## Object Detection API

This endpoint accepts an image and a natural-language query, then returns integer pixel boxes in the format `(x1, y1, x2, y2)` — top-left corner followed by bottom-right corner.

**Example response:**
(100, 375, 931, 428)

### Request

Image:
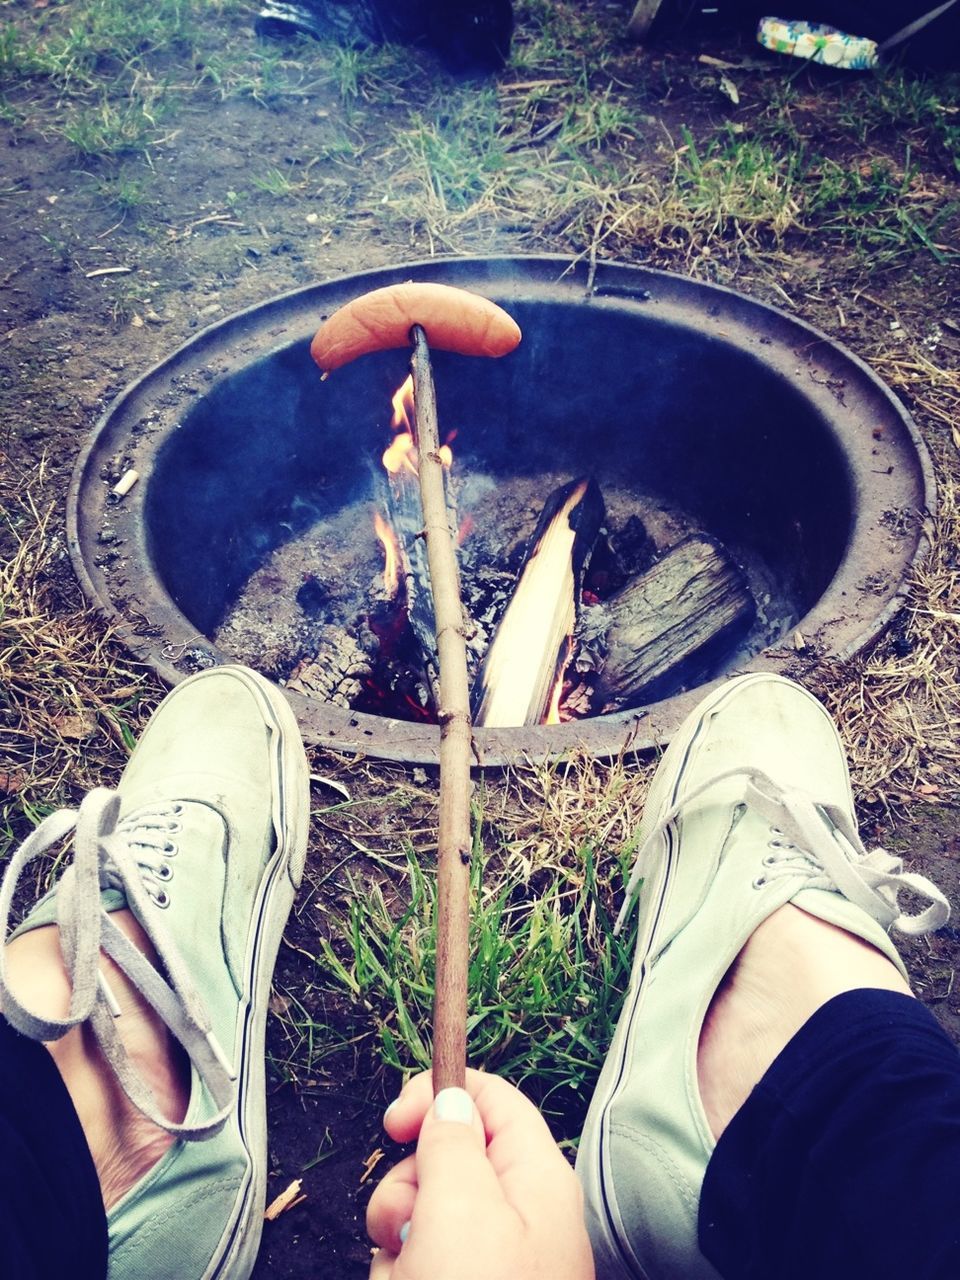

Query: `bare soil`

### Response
(2, 3, 959, 1277)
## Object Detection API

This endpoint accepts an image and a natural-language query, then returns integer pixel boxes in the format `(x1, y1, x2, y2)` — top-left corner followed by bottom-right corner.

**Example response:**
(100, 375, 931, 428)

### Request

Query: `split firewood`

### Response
(594, 534, 756, 709)
(383, 464, 441, 705)
(381, 375, 463, 708)
(473, 478, 604, 727)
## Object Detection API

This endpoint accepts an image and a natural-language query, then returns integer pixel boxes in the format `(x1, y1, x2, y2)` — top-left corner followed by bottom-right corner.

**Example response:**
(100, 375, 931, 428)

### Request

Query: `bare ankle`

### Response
(96, 1111, 176, 1210)
(697, 905, 911, 1140)
(4, 914, 190, 1208)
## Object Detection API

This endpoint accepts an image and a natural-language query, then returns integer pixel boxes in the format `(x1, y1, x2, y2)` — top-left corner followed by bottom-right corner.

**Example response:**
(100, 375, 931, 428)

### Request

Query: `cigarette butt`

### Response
(264, 1178, 305, 1221)
(793, 629, 806, 651)
(112, 468, 140, 497)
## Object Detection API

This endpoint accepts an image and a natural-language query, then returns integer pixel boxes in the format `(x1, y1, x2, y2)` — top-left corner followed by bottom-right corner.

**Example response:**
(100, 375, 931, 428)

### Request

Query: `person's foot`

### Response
(575, 673, 949, 1280)
(2, 911, 190, 1208)
(696, 902, 912, 1139)
(0, 665, 310, 1279)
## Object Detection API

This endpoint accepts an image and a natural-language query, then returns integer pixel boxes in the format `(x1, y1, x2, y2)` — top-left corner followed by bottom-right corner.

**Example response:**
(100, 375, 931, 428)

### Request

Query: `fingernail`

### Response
(399, 1220, 410, 1245)
(433, 1087, 474, 1125)
(384, 1098, 399, 1122)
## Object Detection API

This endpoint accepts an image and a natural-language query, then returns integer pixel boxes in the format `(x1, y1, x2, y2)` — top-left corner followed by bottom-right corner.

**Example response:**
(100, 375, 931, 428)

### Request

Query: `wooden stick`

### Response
(410, 324, 473, 1093)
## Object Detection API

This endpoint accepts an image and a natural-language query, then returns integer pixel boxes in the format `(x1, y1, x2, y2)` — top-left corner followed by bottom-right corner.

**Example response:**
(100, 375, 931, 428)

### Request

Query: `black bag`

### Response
(256, 0, 514, 71)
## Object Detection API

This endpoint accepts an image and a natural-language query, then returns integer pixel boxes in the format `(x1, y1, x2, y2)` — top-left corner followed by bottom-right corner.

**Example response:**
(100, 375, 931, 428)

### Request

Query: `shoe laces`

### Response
(0, 788, 236, 1141)
(615, 765, 950, 938)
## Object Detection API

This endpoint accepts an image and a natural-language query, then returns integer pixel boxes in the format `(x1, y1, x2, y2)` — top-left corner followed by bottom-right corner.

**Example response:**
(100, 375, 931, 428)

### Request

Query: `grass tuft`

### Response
(308, 753, 654, 1128)
(0, 462, 156, 866)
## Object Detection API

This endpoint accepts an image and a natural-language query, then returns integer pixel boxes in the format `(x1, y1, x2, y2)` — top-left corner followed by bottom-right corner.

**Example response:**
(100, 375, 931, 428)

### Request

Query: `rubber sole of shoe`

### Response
(189, 667, 310, 1280)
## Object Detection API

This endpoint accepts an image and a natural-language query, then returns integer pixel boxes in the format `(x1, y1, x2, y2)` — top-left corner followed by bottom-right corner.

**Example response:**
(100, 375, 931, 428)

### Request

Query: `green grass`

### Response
(312, 813, 637, 1124)
(672, 126, 803, 241)
(0, 0, 199, 92)
(322, 42, 412, 105)
(89, 169, 154, 212)
(60, 96, 167, 156)
(393, 92, 516, 214)
(251, 165, 303, 197)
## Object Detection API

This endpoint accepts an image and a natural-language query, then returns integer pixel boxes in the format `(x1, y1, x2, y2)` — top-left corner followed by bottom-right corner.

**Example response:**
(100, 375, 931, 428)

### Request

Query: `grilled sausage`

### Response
(311, 281, 521, 373)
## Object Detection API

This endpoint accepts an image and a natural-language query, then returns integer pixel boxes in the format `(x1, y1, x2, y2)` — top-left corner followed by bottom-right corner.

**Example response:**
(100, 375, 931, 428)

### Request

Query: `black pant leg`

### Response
(699, 989, 960, 1280)
(0, 1017, 108, 1279)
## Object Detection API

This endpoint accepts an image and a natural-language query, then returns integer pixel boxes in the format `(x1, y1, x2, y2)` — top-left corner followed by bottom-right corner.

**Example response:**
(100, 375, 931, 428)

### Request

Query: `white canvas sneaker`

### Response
(0, 665, 310, 1279)
(576, 672, 949, 1280)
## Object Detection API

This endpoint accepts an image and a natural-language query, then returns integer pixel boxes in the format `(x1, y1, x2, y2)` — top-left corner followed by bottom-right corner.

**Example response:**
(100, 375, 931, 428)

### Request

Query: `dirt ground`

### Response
(1, 2, 959, 1276)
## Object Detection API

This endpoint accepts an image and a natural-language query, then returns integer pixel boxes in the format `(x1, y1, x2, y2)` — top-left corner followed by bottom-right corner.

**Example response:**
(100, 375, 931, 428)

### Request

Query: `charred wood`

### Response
(595, 535, 755, 709)
(383, 468, 442, 706)
(285, 625, 375, 708)
(473, 477, 604, 727)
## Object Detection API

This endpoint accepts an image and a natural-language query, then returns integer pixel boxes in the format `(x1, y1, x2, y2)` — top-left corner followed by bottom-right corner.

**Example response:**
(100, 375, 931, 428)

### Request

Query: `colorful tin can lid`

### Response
(757, 17, 880, 70)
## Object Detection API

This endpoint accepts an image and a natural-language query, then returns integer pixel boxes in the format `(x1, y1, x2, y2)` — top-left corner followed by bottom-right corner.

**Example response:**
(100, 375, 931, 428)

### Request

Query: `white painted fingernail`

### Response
(433, 1087, 474, 1125)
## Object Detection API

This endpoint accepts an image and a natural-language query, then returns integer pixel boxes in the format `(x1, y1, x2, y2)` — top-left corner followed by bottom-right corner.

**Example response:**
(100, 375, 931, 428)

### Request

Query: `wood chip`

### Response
(719, 75, 740, 105)
(264, 1179, 305, 1221)
(85, 266, 132, 279)
(309, 775, 351, 801)
(0, 770, 26, 796)
(359, 1148, 385, 1185)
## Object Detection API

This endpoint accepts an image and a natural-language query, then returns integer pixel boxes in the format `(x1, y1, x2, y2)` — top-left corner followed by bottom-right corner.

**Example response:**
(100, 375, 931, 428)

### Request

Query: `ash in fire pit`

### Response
(213, 368, 790, 728)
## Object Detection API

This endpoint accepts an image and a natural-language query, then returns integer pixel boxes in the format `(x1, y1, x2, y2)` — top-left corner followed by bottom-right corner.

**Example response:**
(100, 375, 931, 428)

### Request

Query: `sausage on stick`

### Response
(310, 281, 521, 374)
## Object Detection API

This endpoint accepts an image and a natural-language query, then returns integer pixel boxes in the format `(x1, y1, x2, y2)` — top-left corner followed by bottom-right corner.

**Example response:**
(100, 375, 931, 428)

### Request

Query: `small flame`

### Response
(391, 374, 415, 432)
(373, 510, 401, 598)
(382, 431, 417, 476)
(545, 676, 564, 725)
(545, 634, 574, 724)
(382, 375, 453, 476)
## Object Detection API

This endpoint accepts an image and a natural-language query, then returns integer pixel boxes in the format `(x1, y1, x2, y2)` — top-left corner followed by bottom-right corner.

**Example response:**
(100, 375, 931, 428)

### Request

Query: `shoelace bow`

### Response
(0, 788, 236, 1141)
(615, 765, 951, 937)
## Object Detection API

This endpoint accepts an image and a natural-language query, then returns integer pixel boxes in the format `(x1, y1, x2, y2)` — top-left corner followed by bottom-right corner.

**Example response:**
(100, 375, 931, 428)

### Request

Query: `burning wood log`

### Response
(381, 376, 444, 707)
(284, 628, 374, 708)
(473, 478, 605, 727)
(594, 534, 756, 709)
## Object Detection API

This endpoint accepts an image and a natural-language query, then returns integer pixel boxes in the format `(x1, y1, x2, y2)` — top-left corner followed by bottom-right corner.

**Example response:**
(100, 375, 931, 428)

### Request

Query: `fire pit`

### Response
(68, 256, 933, 765)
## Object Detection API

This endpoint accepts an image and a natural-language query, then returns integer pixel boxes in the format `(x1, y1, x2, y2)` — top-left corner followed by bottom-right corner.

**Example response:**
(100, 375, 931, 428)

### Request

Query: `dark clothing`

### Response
(0, 1017, 107, 1279)
(700, 989, 960, 1279)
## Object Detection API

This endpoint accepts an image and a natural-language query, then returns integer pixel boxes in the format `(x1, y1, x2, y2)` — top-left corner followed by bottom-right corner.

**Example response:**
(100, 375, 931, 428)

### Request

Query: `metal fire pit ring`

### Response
(68, 255, 934, 766)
